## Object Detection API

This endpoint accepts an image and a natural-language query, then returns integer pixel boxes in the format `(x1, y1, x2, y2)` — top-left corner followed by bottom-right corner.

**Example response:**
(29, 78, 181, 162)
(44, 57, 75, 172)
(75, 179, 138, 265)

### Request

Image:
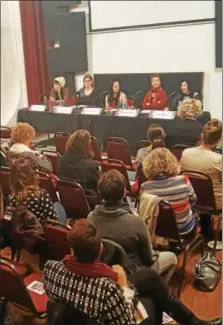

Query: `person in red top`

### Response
(142, 74, 168, 110)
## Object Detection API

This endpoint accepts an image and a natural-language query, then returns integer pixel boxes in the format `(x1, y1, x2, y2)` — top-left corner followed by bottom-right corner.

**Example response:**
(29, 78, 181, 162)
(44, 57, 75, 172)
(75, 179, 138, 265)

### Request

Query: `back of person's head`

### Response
(9, 157, 39, 202)
(143, 147, 180, 180)
(177, 98, 202, 120)
(98, 169, 126, 202)
(202, 119, 222, 146)
(147, 124, 166, 150)
(11, 122, 35, 145)
(66, 129, 92, 156)
(67, 219, 101, 263)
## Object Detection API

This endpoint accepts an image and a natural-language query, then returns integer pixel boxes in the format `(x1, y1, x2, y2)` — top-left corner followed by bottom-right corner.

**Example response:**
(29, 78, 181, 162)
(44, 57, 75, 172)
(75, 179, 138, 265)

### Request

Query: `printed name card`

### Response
(54, 106, 73, 114)
(115, 109, 139, 117)
(29, 105, 46, 112)
(150, 110, 176, 120)
(81, 107, 102, 115)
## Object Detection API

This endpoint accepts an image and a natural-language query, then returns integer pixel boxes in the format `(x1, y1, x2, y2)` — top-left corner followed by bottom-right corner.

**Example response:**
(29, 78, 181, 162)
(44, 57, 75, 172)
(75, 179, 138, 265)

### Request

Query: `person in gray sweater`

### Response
(88, 170, 177, 284)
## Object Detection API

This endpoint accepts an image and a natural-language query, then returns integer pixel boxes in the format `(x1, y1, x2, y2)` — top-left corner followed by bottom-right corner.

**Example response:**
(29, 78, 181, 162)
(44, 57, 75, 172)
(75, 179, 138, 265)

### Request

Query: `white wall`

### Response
(76, 2, 222, 120)
(1, 0, 27, 126)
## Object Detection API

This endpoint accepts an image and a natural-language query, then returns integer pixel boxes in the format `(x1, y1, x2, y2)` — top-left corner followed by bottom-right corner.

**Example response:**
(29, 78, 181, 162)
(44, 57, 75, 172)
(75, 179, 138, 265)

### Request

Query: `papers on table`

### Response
(27, 281, 45, 295)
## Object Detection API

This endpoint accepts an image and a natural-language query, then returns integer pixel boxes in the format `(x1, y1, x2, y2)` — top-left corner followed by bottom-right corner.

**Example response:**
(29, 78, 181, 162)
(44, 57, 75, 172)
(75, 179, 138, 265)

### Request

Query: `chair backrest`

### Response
(100, 238, 136, 273)
(180, 170, 217, 212)
(41, 150, 61, 174)
(43, 220, 71, 260)
(47, 300, 98, 325)
(0, 126, 11, 139)
(0, 258, 36, 312)
(171, 144, 191, 161)
(57, 179, 91, 219)
(137, 163, 147, 192)
(0, 166, 10, 198)
(91, 136, 102, 162)
(107, 137, 133, 168)
(155, 200, 182, 246)
(54, 132, 70, 155)
(101, 159, 132, 194)
(37, 172, 58, 203)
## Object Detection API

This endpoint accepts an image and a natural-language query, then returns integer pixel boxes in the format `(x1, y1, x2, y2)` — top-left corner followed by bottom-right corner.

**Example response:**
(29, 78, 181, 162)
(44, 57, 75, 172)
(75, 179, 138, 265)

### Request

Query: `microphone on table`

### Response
(133, 90, 143, 108)
(99, 90, 107, 108)
(167, 92, 177, 111)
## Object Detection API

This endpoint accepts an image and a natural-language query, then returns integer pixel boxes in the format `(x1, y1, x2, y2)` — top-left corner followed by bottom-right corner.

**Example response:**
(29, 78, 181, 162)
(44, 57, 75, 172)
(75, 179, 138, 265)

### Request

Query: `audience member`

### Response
(6, 122, 52, 174)
(142, 148, 197, 237)
(8, 158, 59, 223)
(142, 74, 167, 110)
(105, 80, 128, 109)
(181, 119, 222, 237)
(136, 124, 166, 163)
(88, 170, 177, 284)
(43, 219, 221, 325)
(165, 98, 203, 148)
(58, 129, 100, 207)
(49, 77, 70, 106)
(77, 73, 99, 107)
(171, 80, 202, 111)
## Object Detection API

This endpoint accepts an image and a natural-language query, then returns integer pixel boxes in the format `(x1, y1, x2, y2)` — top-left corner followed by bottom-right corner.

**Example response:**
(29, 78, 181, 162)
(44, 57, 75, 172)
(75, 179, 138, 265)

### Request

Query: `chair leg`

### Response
(213, 215, 222, 256)
(16, 249, 21, 262)
(177, 250, 188, 298)
(10, 247, 16, 261)
(0, 297, 6, 325)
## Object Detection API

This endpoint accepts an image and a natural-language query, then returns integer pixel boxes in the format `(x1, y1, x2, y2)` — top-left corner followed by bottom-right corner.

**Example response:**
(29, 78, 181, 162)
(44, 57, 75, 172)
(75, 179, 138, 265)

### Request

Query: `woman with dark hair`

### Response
(8, 158, 58, 223)
(77, 73, 99, 107)
(136, 124, 166, 163)
(142, 74, 168, 110)
(43, 219, 221, 325)
(49, 77, 70, 106)
(171, 80, 202, 111)
(105, 80, 127, 109)
(58, 129, 100, 205)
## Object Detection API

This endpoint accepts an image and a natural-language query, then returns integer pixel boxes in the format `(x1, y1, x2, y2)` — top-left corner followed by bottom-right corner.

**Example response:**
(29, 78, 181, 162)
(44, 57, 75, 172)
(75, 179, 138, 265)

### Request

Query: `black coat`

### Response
(58, 151, 100, 197)
(165, 119, 203, 149)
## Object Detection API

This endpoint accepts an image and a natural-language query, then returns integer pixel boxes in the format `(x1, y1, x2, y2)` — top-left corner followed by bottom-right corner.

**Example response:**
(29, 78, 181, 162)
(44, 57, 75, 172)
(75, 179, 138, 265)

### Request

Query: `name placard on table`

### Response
(81, 107, 102, 115)
(54, 106, 74, 114)
(149, 110, 176, 120)
(115, 109, 139, 117)
(29, 105, 46, 112)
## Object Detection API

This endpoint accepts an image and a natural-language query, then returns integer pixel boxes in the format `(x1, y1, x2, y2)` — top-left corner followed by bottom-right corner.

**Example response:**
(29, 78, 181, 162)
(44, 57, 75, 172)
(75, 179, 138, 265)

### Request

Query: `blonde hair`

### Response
(177, 98, 202, 120)
(143, 148, 180, 180)
(11, 122, 35, 144)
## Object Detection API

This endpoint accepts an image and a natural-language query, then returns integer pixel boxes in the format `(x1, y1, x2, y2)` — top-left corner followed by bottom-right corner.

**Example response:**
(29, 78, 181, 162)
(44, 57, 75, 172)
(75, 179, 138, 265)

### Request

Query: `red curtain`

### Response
(20, 1, 50, 105)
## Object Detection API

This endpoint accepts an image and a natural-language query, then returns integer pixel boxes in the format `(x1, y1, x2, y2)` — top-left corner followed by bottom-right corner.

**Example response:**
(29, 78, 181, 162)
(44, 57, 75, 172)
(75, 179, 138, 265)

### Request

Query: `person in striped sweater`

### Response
(142, 148, 197, 237)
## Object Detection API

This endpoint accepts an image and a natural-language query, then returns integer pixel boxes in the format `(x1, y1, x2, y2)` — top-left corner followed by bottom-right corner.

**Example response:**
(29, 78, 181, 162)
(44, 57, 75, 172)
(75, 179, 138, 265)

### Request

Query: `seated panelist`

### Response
(142, 74, 168, 110)
(49, 77, 70, 106)
(76, 73, 99, 107)
(171, 80, 202, 111)
(105, 80, 128, 109)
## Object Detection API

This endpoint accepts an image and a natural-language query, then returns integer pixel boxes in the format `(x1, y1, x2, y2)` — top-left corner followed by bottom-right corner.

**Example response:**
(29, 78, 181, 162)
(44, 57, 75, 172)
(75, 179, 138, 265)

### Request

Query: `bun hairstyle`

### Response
(147, 124, 166, 150)
(202, 119, 222, 145)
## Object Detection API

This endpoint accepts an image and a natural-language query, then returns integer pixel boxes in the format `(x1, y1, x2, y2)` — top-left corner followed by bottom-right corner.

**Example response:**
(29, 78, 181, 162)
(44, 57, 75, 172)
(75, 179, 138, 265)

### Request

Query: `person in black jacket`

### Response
(76, 74, 99, 107)
(58, 129, 100, 209)
(166, 98, 203, 149)
(170, 80, 202, 111)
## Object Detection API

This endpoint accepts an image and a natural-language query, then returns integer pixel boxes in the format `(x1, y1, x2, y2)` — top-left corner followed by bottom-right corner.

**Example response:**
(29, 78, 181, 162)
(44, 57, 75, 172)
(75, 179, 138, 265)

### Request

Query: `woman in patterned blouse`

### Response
(8, 158, 58, 223)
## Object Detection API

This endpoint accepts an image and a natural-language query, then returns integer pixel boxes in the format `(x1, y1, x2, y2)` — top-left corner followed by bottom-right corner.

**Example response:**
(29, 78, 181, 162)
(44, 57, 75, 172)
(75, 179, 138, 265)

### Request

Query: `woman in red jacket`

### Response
(142, 74, 168, 110)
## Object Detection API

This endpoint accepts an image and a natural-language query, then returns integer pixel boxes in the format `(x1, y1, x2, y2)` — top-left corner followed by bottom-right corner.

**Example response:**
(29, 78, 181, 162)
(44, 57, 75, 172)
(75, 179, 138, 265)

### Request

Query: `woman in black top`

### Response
(58, 129, 100, 209)
(77, 74, 99, 107)
(171, 80, 202, 111)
